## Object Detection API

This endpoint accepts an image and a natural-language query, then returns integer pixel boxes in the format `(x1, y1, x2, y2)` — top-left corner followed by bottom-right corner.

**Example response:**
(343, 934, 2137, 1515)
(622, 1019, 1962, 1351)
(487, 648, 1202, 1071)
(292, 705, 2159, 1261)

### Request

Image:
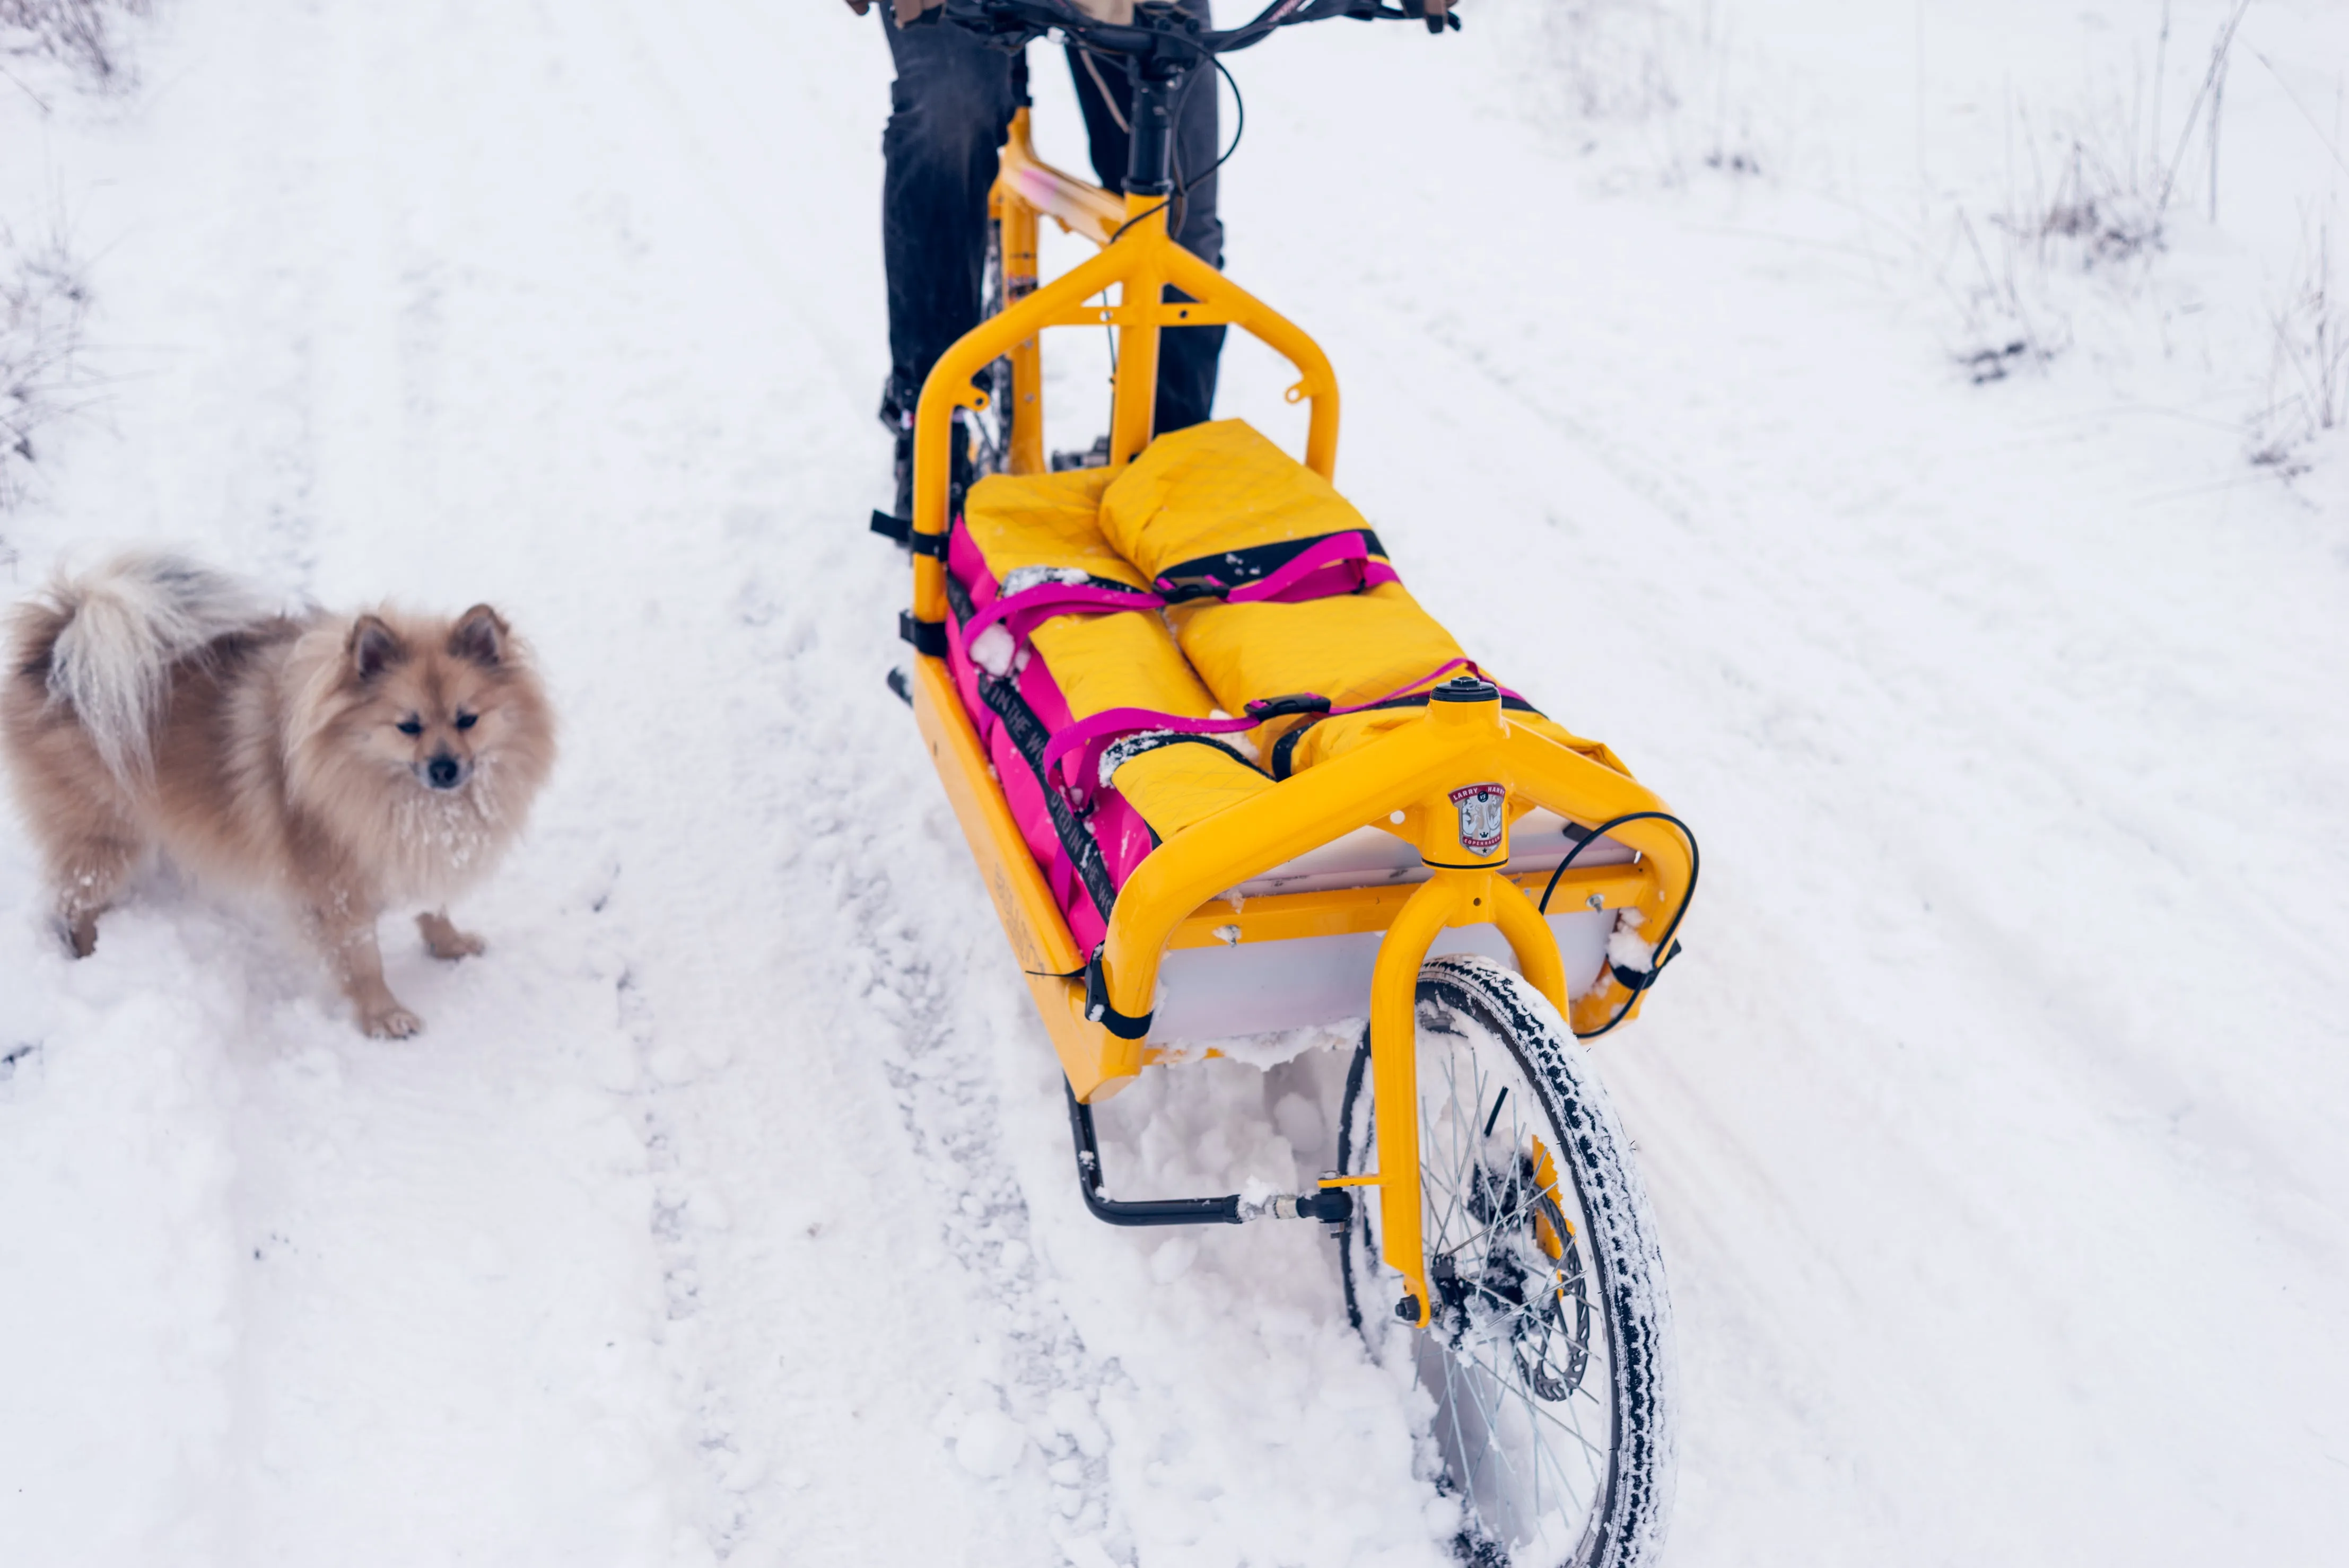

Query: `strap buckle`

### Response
(1243, 693, 1333, 721)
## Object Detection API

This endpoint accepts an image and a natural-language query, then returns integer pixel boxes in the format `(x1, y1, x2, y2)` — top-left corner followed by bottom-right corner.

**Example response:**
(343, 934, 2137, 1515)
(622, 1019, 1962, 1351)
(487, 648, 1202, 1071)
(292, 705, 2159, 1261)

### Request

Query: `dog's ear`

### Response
(448, 605, 509, 668)
(348, 616, 407, 682)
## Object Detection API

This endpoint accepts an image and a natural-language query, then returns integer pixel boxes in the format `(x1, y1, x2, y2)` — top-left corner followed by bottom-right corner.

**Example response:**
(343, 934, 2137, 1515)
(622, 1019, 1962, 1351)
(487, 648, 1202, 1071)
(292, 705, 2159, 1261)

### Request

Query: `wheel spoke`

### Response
(1343, 969, 1665, 1562)
(1406, 1024, 1615, 1549)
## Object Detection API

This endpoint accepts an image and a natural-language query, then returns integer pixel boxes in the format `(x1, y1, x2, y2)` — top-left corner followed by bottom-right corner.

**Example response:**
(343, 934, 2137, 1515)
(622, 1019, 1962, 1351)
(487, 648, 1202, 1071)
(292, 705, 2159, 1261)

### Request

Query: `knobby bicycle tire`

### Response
(1338, 955, 1674, 1568)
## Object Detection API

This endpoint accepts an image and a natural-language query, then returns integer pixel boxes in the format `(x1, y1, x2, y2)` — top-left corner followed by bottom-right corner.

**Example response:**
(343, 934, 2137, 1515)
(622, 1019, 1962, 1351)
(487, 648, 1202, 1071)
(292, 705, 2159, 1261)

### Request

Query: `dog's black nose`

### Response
(426, 754, 461, 790)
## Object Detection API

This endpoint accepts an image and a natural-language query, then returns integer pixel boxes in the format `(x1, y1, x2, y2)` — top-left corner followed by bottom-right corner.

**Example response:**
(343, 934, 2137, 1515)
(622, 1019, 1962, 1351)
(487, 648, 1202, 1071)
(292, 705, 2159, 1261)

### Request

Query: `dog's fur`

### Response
(0, 552, 556, 1036)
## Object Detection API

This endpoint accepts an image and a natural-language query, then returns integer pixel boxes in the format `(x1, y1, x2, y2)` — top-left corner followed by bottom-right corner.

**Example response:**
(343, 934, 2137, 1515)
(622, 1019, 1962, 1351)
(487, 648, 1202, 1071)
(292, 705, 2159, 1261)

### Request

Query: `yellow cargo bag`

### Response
(1027, 610, 1273, 842)
(958, 467, 1141, 590)
(950, 468, 1273, 851)
(1099, 425, 1630, 782)
(1098, 419, 1397, 601)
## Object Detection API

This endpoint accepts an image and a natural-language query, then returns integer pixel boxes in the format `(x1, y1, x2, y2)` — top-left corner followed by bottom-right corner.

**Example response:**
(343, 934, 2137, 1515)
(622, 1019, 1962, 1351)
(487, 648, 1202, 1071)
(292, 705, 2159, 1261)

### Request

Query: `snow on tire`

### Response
(1338, 955, 1674, 1568)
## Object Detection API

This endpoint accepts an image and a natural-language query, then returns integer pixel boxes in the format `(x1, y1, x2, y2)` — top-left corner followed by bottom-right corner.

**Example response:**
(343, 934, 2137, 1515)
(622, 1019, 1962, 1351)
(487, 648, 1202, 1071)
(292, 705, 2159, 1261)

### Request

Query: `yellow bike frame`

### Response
(904, 108, 1692, 1328)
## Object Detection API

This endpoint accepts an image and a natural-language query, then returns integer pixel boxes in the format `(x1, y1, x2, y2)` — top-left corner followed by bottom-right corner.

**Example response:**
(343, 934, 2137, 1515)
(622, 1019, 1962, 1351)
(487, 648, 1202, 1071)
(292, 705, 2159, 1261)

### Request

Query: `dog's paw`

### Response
(417, 913, 487, 961)
(362, 1003, 424, 1039)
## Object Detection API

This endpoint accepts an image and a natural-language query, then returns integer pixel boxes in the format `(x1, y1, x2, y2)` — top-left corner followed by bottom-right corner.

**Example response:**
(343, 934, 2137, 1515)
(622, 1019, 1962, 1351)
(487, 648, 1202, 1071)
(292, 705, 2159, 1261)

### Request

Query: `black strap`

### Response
(1099, 729, 1269, 784)
(1269, 690, 1547, 779)
(871, 511, 950, 558)
(973, 656, 1122, 925)
(1610, 939, 1684, 996)
(898, 611, 949, 658)
(1270, 723, 1312, 781)
(1152, 529, 1390, 602)
(943, 567, 981, 626)
(1084, 949, 1154, 1040)
(939, 567, 1129, 940)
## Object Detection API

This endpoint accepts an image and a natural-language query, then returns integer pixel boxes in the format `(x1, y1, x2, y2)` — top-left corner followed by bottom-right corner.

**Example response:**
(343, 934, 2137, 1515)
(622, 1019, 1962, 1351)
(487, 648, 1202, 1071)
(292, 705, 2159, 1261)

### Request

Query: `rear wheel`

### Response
(1337, 956, 1673, 1568)
(972, 218, 1015, 482)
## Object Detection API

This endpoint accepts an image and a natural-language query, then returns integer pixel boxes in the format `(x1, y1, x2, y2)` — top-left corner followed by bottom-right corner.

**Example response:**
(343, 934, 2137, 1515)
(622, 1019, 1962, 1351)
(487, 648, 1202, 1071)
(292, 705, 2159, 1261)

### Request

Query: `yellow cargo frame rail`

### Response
(902, 109, 1695, 1328)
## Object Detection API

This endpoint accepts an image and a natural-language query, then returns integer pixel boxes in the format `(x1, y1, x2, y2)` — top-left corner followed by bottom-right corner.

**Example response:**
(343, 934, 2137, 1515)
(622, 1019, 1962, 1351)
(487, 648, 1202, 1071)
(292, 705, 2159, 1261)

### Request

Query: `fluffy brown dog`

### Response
(1, 553, 555, 1036)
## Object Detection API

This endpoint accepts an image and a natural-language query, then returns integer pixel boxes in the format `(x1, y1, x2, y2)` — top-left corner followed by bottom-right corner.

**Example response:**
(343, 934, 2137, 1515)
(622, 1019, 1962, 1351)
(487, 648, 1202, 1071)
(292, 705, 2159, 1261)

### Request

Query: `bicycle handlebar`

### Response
(940, 0, 1458, 60)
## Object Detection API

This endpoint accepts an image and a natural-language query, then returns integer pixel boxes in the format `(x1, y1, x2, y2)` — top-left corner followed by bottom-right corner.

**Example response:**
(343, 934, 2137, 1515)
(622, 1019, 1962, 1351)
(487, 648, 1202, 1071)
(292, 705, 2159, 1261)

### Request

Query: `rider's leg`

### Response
(1065, 2, 1227, 434)
(880, 12, 1018, 510)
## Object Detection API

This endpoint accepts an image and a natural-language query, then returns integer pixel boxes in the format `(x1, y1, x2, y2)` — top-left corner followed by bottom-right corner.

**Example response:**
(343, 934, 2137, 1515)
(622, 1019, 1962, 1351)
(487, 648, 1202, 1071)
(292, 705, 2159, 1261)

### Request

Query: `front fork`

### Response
(1323, 773, 1570, 1329)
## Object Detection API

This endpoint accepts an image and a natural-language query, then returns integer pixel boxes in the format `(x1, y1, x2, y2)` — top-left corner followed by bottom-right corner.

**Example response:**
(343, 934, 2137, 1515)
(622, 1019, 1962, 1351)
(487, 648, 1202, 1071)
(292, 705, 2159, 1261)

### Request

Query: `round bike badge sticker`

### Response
(1449, 783, 1505, 856)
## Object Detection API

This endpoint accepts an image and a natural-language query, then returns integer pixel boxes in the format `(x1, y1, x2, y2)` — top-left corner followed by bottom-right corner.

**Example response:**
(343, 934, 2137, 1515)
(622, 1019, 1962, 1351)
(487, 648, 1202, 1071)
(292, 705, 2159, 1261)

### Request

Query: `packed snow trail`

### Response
(3, 2, 2346, 1566)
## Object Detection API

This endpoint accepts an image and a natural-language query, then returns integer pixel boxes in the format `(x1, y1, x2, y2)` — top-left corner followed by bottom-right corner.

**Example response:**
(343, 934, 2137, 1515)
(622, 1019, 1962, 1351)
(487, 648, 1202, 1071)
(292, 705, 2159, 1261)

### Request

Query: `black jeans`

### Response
(879, 5, 1226, 436)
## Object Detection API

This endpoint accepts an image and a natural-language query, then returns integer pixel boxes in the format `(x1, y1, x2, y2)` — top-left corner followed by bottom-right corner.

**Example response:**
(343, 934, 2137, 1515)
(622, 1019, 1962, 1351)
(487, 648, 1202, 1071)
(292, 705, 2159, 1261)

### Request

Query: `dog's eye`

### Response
(396, 717, 423, 737)
(455, 712, 478, 731)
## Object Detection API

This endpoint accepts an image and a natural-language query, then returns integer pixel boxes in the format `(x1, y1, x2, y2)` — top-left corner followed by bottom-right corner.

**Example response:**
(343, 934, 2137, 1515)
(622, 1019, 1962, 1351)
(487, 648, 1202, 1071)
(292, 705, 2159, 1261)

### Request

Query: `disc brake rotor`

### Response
(1426, 1142, 1593, 1405)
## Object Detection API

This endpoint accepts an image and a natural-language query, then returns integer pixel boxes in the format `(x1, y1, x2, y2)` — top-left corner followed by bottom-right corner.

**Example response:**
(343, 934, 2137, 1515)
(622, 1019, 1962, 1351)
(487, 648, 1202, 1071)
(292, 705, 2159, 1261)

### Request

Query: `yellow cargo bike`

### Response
(875, 6, 1700, 1563)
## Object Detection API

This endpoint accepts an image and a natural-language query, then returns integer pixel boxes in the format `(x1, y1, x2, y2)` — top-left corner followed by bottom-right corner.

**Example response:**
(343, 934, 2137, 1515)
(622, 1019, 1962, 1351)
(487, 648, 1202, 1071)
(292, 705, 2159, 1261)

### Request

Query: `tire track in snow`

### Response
(547, 4, 1139, 1555)
(610, 957, 770, 1562)
(842, 854, 1131, 1562)
(703, 517, 1136, 1563)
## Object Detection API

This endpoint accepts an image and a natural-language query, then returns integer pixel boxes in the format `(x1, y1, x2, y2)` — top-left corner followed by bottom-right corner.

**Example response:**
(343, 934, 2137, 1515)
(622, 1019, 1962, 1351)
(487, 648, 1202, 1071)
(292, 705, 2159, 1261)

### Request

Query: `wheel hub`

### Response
(1425, 1151, 1592, 1404)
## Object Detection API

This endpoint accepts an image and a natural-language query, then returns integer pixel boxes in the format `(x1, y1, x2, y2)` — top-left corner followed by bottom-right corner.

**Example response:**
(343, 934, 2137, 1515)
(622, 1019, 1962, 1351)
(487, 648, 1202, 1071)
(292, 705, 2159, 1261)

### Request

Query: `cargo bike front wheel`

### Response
(1337, 956, 1674, 1568)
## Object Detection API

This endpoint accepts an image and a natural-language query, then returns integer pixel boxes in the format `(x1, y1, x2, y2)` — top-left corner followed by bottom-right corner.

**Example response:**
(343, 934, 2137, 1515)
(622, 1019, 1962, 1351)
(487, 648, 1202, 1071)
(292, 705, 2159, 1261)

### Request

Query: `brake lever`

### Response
(1334, 1, 1461, 30)
(942, 0, 1192, 55)
(937, 0, 1061, 50)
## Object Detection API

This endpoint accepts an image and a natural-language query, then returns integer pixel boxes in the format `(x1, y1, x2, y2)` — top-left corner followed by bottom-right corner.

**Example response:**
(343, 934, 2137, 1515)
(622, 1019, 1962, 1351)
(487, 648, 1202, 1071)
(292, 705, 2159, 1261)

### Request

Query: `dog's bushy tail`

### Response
(31, 551, 275, 784)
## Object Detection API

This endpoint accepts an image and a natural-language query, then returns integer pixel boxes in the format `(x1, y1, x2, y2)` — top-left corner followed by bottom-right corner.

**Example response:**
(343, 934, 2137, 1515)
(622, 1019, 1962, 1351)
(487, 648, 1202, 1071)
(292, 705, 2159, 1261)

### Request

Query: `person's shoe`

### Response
(876, 374, 974, 538)
(1050, 434, 1112, 472)
(880, 374, 917, 525)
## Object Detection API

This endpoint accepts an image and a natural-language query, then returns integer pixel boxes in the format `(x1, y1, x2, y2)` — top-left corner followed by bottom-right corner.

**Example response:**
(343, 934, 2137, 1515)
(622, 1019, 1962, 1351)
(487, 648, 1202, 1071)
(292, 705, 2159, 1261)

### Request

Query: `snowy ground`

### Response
(2, 2, 2346, 1565)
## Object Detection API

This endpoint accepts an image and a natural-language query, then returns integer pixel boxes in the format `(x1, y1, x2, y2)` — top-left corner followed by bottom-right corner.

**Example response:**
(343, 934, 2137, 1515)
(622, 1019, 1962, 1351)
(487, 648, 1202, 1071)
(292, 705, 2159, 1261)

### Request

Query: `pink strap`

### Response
(1042, 657, 1513, 803)
(961, 581, 1165, 647)
(1041, 705, 1260, 800)
(962, 535, 1386, 659)
(1224, 532, 1400, 605)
